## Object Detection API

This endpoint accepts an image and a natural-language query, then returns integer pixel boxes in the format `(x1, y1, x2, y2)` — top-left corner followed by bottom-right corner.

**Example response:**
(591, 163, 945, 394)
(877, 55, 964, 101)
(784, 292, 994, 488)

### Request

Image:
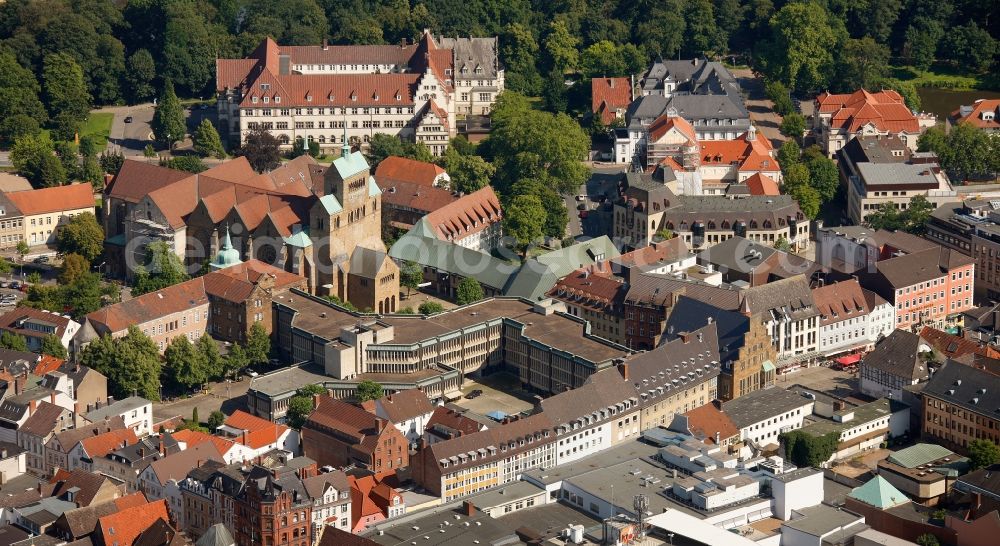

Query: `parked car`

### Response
(246, 370, 259, 378)
(124, 116, 133, 123)
(32, 256, 49, 264)
(578, 210, 589, 219)
(464, 389, 483, 399)
(575, 195, 586, 202)
(8, 282, 19, 290)
(577, 203, 587, 211)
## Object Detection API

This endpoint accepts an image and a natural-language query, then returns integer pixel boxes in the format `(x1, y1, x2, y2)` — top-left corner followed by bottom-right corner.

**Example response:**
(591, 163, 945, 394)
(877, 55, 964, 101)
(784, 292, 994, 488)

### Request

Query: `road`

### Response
(564, 165, 624, 240)
(99, 102, 218, 158)
(152, 376, 254, 423)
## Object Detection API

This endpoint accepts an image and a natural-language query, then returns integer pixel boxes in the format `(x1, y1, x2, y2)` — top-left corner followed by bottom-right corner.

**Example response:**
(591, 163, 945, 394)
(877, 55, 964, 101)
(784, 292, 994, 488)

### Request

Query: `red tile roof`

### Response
(684, 403, 739, 445)
(816, 89, 921, 133)
(80, 428, 138, 459)
(548, 269, 624, 310)
(744, 173, 780, 196)
(648, 114, 697, 143)
(613, 238, 690, 270)
(114, 492, 148, 510)
(203, 260, 306, 303)
(225, 410, 290, 450)
(370, 389, 435, 423)
(97, 499, 169, 546)
(5, 183, 94, 215)
(698, 132, 779, 172)
(422, 185, 502, 242)
(812, 279, 870, 327)
(0, 307, 74, 339)
(85, 278, 209, 336)
(378, 180, 457, 218)
(425, 407, 485, 438)
(169, 429, 236, 456)
(375, 156, 447, 188)
(951, 99, 1000, 130)
(919, 326, 1000, 360)
(592, 77, 632, 124)
(33, 355, 66, 376)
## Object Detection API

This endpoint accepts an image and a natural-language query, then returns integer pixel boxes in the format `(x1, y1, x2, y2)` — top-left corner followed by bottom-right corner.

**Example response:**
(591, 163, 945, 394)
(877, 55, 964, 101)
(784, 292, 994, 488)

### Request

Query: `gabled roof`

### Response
(422, 186, 502, 242)
(332, 150, 371, 181)
(923, 360, 1000, 416)
(146, 442, 224, 486)
(49, 418, 127, 452)
(817, 89, 921, 133)
(203, 260, 305, 303)
(919, 326, 1000, 360)
(684, 402, 738, 444)
(169, 429, 236, 457)
(875, 247, 975, 288)
(97, 500, 169, 546)
(951, 99, 1000, 130)
(744, 173, 780, 196)
(592, 77, 632, 124)
(224, 410, 290, 450)
(84, 277, 209, 335)
(79, 428, 138, 459)
(648, 114, 697, 143)
(370, 389, 435, 424)
(5, 183, 94, 215)
(374, 156, 447, 188)
(48, 469, 118, 508)
(812, 279, 871, 326)
(0, 307, 75, 338)
(861, 330, 928, 381)
(19, 401, 70, 438)
(849, 475, 909, 509)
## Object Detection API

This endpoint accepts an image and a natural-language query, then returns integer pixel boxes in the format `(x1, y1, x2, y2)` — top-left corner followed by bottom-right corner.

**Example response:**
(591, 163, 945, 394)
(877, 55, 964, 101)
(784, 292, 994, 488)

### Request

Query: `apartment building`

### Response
(743, 276, 820, 362)
(612, 172, 809, 250)
(814, 89, 934, 158)
(419, 186, 503, 252)
(4, 184, 94, 248)
(859, 330, 932, 400)
(217, 32, 503, 155)
(922, 361, 1000, 452)
(0, 193, 23, 250)
(837, 135, 954, 224)
(302, 398, 409, 472)
(927, 200, 1000, 302)
(721, 387, 815, 447)
(0, 307, 79, 353)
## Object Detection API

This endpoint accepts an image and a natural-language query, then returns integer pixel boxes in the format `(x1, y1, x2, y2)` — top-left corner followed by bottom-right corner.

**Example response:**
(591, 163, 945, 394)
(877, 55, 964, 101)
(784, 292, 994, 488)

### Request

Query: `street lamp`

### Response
(667, 532, 675, 545)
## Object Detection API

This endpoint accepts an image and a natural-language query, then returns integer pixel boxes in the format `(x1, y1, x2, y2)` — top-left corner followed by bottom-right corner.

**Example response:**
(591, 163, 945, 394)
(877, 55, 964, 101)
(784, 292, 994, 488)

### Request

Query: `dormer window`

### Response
(261, 83, 271, 91)
(306, 95, 312, 102)
(983, 111, 995, 121)
(251, 96, 258, 103)
(275, 96, 281, 103)
(373, 93, 379, 100)
(263, 96, 268, 103)
(350, 93, 357, 101)
(395, 92, 401, 101)
(475, 67, 483, 74)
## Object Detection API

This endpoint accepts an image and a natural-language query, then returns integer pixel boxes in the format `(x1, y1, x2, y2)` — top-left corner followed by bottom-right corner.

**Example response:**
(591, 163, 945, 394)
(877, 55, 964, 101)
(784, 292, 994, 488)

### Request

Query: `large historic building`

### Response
(103, 147, 398, 312)
(216, 31, 503, 156)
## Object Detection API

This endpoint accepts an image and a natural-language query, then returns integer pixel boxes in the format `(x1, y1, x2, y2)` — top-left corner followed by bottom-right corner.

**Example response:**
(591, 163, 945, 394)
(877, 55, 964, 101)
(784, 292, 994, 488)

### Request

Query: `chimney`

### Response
(139, 447, 145, 458)
(50, 392, 57, 404)
(14, 375, 22, 395)
(322, 39, 328, 51)
(679, 332, 692, 344)
(159, 438, 165, 456)
(619, 362, 630, 381)
(313, 393, 323, 408)
(242, 431, 248, 445)
(715, 431, 721, 444)
(29, 399, 36, 413)
(971, 492, 982, 520)
(375, 417, 387, 431)
(463, 501, 476, 516)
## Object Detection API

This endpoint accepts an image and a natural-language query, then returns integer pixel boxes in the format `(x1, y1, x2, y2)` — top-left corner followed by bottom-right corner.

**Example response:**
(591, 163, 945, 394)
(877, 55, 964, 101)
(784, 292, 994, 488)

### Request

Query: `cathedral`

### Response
(103, 142, 399, 313)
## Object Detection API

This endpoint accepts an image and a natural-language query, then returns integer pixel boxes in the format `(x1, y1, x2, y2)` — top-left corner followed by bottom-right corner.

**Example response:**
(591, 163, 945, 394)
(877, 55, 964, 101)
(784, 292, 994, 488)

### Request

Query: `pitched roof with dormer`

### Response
(816, 89, 921, 133)
(422, 185, 502, 243)
(592, 77, 632, 124)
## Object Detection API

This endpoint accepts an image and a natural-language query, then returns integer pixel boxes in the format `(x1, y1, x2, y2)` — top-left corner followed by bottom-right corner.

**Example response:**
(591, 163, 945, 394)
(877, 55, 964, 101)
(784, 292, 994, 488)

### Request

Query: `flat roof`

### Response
(248, 364, 330, 397)
(523, 439, 661, 487)
(564, 457, 706, 518)
(465, 481, 545, 510)
(722, 387, 814, 429)
(799, 399, 903, 438)
(276, 293, 627, 364)
(781, 504, 865, 537)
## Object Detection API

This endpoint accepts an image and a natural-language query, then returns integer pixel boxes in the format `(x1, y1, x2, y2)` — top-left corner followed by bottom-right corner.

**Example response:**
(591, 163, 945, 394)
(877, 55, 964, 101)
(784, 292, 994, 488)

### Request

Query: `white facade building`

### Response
(814, 280, 895, 356)
(83, 396, 153, 437)
(217, 32, 504, 156)
(722, 388, 815, 448)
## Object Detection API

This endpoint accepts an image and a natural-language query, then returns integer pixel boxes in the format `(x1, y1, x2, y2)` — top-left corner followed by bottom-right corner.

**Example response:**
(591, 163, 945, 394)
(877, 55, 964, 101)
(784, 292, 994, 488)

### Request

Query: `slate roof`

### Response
(743, 275, 818, 320)
(419, 413, 554, 473)
(19, 401, 70, 438)
(627, 322, 721, 407)
(849, 476, 909, 509)
(83, 397, 150, 424)
(540, 368, 637, 427)
(195, 524, 235, 546)
(663, 296, 748, 365)
(874, 247, 975, 289)
(301, 470, 350, 500)
(861, 330, 929, 382)
(923, 360, 1000, 416)
(48, 469, 118, 508)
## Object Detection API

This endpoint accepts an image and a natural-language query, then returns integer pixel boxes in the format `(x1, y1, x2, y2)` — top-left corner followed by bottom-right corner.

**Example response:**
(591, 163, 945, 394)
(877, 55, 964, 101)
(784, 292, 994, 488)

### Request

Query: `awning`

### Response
(835, 354, 862, 366)
(762, 360, 776, 373)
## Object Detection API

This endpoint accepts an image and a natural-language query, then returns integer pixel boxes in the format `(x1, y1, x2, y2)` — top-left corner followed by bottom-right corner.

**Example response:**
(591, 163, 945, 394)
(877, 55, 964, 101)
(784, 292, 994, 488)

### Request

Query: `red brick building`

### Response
(301, 398, 409, 472)
(232, 465, 316, 546)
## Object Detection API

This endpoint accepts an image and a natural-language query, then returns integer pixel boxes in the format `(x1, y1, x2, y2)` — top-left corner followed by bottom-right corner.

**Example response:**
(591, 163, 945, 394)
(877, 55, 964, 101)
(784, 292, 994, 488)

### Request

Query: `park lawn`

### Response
(81, 113, 114, 148)
(890, 64, 995, 91)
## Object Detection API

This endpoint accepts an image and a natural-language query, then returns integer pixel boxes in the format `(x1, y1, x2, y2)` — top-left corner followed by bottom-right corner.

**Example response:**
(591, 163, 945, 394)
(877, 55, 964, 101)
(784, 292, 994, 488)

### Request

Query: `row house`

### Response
(94, 434, 180, 492)
(301, 398, 409, 473)
(217, 31, 503, 156)
(612, 172, 809, 251)
(0, 307, 80, 354)
(16, 401, 73, 476)
(859, 330, 933, 401)
(66, 428, 137, 472)
(812, 279, 895, 357)
(44, 417, 127, 478)
(139, 442, 226, 529)
(814, 89, 935, 158)
(926, 199, 1000, 302)
(742, 276, 821, 362)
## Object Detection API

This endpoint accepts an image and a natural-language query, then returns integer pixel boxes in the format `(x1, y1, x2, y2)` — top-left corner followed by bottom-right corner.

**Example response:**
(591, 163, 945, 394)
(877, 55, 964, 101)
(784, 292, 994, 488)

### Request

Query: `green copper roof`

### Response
(368, 175, 382, 197)
(849, 476, 908, 509)
(283, 229, 312, 248)
(319, 194, 342, 215)
(333, 150, 369, 180)
(210, 227, 242, 270)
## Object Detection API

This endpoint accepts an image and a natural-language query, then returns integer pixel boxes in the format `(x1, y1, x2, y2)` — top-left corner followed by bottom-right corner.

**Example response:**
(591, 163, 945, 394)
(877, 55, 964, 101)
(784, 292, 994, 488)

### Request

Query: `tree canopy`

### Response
(57, 212, 104, 262)
(356, 380, 384, 403)
(80, 326, 162, 401)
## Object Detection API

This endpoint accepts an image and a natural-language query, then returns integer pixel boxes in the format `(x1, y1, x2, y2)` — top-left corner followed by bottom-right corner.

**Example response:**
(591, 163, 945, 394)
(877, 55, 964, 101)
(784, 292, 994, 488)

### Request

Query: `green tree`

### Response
(132, 241, 190, 295)
(207, 410, 225, 430)
(0, 115, 41, 147)
(916, 534, 940, 546)
(286, 395, 314, 429)
(160, 2, 224, 96)
(503, 194, 547, 257)
(59, 253, 90, 285)
(366, 133, 407, 167)
(904, 17, 943, 71)
(400, 260, 423, 298)
(485, 92, 590, 196)
(969, 439, 1000, 470)
(245, 322, 271, 368)
(193, 119, 225, 158)
(356, 380, 384, 403)
(40, 334, 67, 358)
(543, 20, 578, 73)
(418, 301, 444, 315)
(151, 80, 185, 148)
(759, 2, 840, 92)
(0, 332, 27, 352)
(542, 68, 568, 113)
(835, 37, 890, 91)
(865, 202, 904, 231)
(780, 113, 806, 142)
(99, 150, 125, 175)
(81, 327, 162, 400)
(125, 49, 157, 104)
(10, 134, 65, 188)
(165, 335, 207, 392)
(235, 127, 282, 173)
(636, 3, 686, 59)
(940, 23, 997, 74)
(195, 335, 223, 380)
(781, 430, 839, 467)
(500, 23, 542, 95)
(164, 155, 207, 173)
(224, 343, 250, 378)
(439, 153, 495, 194)
(773, 236, 791, 252)
(455, 277, 484, 305)
(765, 80, 794, 116)
(57, 213, 104, 262)
(580, 41, 628, 79)
(42, 53, 90, 139)
(683, 0, 726, 57)
(806, 156, 840, 203)
(777, 140, 801, 168)
(0, 50, 48, 135)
